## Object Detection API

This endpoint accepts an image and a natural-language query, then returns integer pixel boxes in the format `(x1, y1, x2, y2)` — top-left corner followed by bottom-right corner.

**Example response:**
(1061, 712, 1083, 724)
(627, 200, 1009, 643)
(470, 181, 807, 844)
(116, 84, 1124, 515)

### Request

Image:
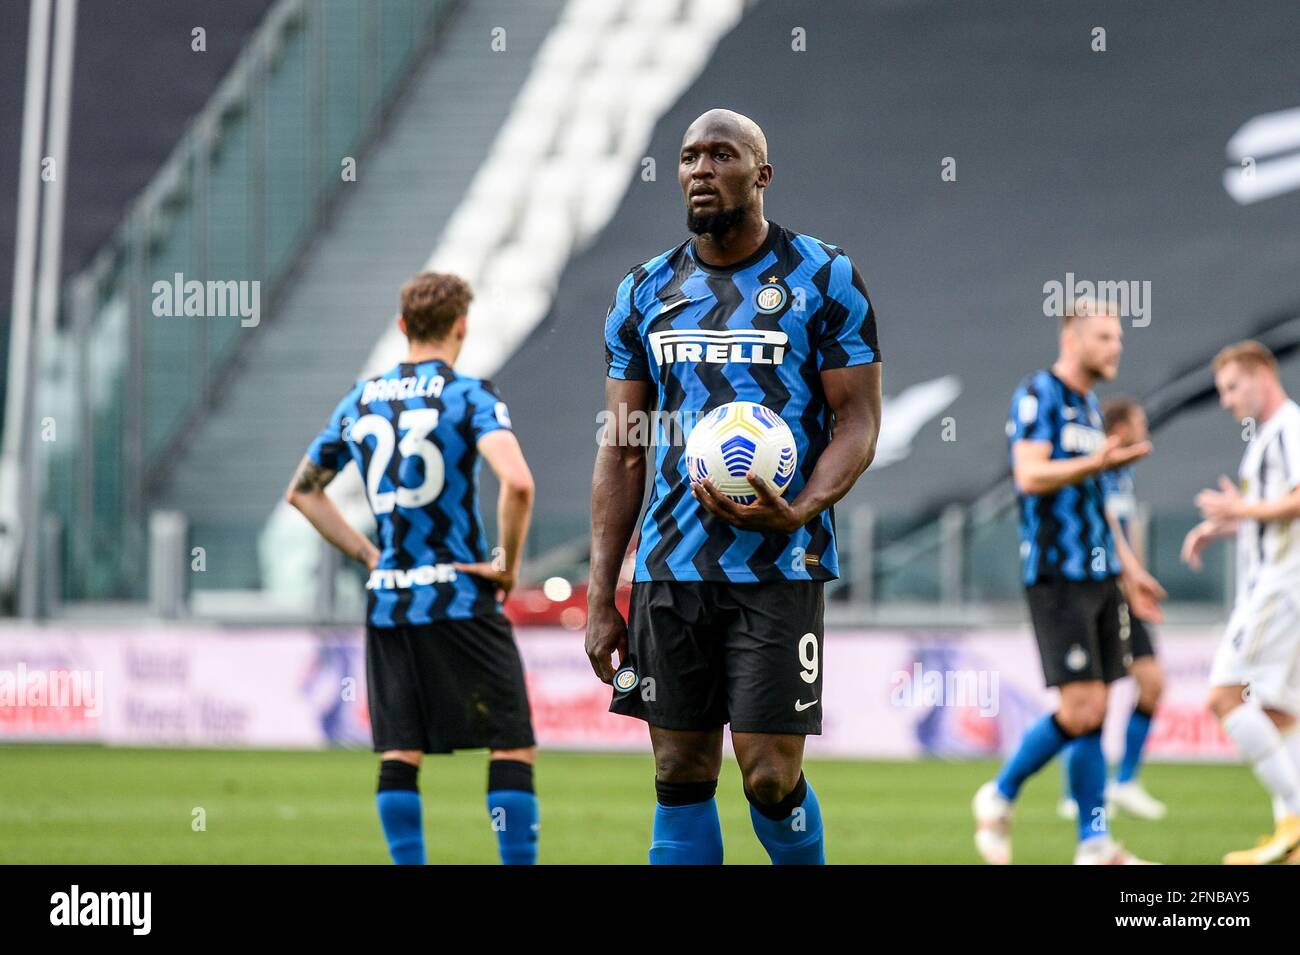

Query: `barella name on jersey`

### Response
(360, 374, 446, 406)
(648, 328, 789, 367)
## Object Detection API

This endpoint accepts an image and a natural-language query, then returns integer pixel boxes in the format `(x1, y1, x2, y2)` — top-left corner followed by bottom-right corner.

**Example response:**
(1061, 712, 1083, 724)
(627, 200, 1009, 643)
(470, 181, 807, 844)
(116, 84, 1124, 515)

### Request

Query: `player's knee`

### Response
(654, 747, 719, 784)
(741, 763, 800, 807)
(490, 747, 535, 765)
(1058, 702, 1104, 736)
(1058, 713, 1102, 737)
(1137, 672, 1164, 711)
(381, 749, 422, 767)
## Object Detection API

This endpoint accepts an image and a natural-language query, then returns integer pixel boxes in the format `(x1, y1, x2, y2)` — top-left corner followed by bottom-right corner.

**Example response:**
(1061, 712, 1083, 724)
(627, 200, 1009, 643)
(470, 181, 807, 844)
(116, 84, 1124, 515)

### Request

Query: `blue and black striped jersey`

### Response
(604, 220, 880, 583)
(1007, 369, 1119, 586)
(306, 358, 511, 627)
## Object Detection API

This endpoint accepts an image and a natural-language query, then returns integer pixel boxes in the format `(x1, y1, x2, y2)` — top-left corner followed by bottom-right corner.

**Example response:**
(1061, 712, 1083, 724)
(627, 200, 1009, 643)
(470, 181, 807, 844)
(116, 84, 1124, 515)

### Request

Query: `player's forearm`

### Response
(1239, 492, 1300, 524)
(1129, 520, 1147, 566)
(788, 415, 876, 525)
(1014, 455, 1100, 496)
(1195, 517, 1238, 540)
(288, 491, 376, 565)
(588, 444, 645, 605)
(496, 480, 534, 578)
(1110, 517, 1145, 577)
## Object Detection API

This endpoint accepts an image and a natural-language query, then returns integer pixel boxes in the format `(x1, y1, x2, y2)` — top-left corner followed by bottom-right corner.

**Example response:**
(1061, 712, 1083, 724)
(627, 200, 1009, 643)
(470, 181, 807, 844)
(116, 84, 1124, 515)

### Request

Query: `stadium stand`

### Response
(8, 0, 463, 607)
(151, 0, 571, 607)
(0, 0, 273, 362)
(0, 0, 274, 608)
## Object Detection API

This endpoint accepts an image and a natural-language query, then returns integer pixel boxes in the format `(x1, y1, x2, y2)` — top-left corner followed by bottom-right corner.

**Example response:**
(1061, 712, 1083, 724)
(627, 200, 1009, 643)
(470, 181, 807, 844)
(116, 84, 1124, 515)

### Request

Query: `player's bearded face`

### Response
(1076, 314, 1122, 380)
(686, 204, 746, 237)
(679, 134, 759, 237)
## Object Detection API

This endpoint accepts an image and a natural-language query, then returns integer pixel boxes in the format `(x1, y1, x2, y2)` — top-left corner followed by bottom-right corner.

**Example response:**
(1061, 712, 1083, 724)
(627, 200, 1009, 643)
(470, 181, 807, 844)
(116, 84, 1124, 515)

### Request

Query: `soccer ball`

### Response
(684, 401, 798, 504)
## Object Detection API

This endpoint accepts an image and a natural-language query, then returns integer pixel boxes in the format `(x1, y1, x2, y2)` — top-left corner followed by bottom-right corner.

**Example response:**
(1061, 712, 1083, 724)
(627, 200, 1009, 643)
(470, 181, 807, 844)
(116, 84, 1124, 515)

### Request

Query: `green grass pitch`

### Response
(0, 745, 1272, 864)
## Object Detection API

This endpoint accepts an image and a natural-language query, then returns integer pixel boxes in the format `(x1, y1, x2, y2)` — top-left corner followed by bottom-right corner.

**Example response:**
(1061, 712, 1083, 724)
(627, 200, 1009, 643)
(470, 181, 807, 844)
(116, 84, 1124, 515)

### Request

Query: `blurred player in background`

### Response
(1183, 340, 1300, 864)
(586, 109, 882, 865)
(1058, 396, 1168, 822)
(286, 272, 539, 865)
(975, 298, 1165, 865)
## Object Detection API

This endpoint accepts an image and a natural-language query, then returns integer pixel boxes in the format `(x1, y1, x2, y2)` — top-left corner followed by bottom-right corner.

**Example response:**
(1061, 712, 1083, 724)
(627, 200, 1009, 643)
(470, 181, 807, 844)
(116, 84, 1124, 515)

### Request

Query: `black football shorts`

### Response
(1128, 614, 1155, 661)
(609, 580, 825, 735)
(366, 613, 536, 754)
(1025, 576, 1131, 687)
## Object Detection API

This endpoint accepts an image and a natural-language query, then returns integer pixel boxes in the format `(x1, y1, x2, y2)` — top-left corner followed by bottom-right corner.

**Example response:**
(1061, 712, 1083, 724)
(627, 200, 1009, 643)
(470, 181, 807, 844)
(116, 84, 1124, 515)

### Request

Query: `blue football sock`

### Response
(746, 774, 825, 866)
(1060, 739, 1076, 802)
(1068, 729, 1109, 842)
(486, 759, 539, 865)
(649, 779, 723, 865)
(995, 713, 1071, 801)
(1116, 706, 1153, 784)
(376, 759, 425, 865)
(487, 791, 539, 864)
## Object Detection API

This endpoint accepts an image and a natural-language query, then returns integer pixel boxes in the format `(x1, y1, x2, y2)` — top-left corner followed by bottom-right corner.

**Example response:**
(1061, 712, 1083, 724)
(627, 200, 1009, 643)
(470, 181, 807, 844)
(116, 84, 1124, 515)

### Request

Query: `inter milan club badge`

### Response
(753, 275, 790, 314)
(613, 665, 639, 695)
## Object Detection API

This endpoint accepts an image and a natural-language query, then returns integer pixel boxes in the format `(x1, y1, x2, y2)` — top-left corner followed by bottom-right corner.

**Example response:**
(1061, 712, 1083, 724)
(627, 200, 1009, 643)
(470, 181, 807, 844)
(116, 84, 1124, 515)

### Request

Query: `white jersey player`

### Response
(1182, 340, 1300, 864)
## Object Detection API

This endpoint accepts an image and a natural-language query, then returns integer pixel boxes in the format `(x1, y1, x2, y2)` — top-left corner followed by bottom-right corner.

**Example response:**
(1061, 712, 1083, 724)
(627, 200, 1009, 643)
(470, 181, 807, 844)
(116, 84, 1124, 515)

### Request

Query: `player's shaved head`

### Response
(682, 108, 768, 164)
(679, 108, 772, 238)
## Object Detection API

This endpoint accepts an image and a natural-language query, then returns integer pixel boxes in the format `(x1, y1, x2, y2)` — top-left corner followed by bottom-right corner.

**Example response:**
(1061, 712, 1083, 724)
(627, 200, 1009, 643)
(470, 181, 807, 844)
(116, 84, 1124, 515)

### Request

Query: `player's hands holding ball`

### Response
(685, 400, 803, 533)
(692, 473, 804, 534)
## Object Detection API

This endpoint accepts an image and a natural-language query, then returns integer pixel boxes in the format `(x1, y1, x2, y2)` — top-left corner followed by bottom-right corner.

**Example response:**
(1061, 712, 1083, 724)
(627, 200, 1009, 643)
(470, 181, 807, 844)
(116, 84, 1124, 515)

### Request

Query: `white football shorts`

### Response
(1211, 584, 1300, 713)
